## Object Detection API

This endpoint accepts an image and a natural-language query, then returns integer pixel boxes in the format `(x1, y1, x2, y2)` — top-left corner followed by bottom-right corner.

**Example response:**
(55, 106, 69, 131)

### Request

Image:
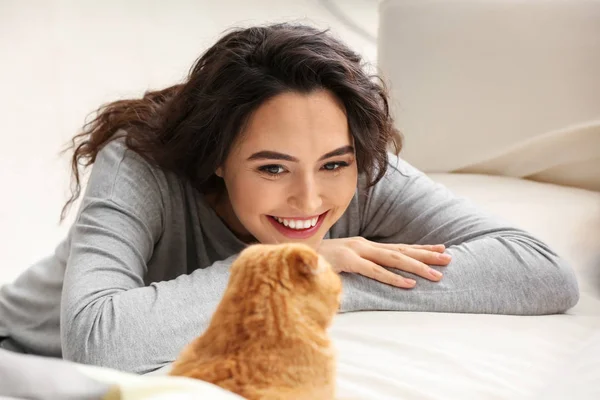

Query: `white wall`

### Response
(0, 0, 379, 283)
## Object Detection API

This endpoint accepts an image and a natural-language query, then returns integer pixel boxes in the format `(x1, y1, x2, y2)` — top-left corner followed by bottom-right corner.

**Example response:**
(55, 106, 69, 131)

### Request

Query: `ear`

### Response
(304, 255, 328, 276)
(215, 166, 224, 178)
(288, 246, 323, 277)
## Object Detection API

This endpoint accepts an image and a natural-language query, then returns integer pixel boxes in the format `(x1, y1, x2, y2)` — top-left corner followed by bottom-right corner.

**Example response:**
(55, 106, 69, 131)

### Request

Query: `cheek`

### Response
(227, 174, 282, 220)
(325, 167, 358, 206)
(343, 168, 359, 198)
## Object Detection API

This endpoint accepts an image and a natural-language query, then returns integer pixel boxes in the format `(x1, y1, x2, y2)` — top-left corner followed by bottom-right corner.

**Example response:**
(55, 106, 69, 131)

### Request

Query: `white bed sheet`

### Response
(331, 173, 600, 400)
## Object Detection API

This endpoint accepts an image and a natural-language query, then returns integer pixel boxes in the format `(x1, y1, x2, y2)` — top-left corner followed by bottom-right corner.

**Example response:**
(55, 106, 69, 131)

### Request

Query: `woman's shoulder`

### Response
(93, 138, 163, 183)
(357, 152, 424, 193)
(81, 138, 174, 215)
(330, 153, 425, 238)
(382, 152, 423, 179)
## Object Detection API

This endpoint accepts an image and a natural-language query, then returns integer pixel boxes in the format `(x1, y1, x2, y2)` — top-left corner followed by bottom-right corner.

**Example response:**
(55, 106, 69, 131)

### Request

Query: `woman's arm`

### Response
(60, 142, 234, 373)
(335, 154, 579, 315)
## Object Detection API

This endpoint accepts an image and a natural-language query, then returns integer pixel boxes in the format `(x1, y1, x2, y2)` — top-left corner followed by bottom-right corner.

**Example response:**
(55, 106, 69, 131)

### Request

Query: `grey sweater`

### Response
(0, 140, 579, 374)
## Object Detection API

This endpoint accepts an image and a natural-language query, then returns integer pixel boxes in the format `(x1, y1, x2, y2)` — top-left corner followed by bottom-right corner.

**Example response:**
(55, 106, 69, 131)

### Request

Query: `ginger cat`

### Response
(170, 243, 342, 400)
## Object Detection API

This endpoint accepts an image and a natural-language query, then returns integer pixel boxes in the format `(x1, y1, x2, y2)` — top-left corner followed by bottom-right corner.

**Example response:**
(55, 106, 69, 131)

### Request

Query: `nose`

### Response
(287, 172, 323, 215)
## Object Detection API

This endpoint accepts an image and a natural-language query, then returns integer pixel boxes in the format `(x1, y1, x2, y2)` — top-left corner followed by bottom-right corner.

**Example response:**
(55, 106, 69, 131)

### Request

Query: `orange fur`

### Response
(169, 243, 342, 400)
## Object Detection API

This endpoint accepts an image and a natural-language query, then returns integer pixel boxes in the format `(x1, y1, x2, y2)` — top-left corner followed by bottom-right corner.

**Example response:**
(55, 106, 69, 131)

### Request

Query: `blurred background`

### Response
(0, 0, 380, 282)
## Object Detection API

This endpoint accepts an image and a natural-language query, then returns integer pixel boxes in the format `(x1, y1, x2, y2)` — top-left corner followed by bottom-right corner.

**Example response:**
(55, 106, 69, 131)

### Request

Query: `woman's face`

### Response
(216, 90, 358, 249)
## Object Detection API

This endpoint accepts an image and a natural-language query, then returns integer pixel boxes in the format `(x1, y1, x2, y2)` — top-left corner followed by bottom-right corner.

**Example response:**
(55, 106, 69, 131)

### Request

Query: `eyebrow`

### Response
(247, 145, 355, 162)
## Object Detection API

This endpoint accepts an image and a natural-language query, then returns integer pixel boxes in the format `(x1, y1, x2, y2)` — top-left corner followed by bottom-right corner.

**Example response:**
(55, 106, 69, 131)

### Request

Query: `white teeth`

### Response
(272, 216, 320, 230)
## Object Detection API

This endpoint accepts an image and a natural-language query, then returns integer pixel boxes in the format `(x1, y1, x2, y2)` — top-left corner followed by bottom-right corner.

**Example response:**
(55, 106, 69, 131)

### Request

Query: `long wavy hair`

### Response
(62, 23, 401, 220)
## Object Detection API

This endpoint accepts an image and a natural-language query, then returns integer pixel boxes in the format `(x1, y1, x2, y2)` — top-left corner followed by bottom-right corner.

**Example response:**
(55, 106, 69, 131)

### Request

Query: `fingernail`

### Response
(429, 269, 443, 278)
(439, 253, 452, 262)
(405, 278, 416, 286)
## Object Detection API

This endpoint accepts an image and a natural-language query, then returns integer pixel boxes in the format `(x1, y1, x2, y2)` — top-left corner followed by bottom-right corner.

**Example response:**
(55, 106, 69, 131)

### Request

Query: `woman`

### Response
(0, 23, 578, 374)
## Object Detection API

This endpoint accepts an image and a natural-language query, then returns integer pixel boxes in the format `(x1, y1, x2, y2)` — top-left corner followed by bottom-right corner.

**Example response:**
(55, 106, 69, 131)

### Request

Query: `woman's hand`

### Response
(318, 237, 451, 288)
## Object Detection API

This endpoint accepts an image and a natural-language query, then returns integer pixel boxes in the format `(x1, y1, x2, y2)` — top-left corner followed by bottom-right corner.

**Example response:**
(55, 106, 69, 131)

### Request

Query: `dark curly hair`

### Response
(62, 23, 401, 220)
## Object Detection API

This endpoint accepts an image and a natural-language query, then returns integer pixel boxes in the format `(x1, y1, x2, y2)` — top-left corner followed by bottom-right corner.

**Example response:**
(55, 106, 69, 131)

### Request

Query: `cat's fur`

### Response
(170, 243, 342, 400)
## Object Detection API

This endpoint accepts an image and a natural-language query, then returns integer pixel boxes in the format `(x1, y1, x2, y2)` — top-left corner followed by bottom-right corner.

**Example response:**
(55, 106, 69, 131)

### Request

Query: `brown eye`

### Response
(322, 161, 349, 171)
(259, 165, 285, 176)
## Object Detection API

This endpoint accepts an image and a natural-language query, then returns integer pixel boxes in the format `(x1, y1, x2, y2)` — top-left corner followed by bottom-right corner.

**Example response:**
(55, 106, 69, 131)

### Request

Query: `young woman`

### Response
(0, 23, 578, 374)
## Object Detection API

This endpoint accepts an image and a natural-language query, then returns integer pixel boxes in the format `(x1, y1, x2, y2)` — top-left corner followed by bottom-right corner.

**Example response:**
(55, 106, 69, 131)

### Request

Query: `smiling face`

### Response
(215, 90, 358, 248)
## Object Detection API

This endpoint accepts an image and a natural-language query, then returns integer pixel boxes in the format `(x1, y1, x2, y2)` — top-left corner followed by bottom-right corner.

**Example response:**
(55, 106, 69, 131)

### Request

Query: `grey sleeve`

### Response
(60, 145, 234, 373)
(339, 155, 579, 315)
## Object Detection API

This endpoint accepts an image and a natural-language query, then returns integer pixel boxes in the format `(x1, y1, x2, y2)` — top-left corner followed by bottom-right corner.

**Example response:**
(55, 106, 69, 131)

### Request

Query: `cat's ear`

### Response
(289, 247, 324, 277)
(304, 255, 328, 276)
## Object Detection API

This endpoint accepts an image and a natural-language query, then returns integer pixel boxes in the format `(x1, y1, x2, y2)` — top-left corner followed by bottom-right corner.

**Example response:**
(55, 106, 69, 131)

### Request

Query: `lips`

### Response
(268, 211, 328, 239)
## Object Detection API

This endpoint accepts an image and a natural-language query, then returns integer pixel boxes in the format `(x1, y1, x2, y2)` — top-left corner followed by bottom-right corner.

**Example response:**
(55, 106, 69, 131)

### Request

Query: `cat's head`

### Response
(229, 243, 342, 329)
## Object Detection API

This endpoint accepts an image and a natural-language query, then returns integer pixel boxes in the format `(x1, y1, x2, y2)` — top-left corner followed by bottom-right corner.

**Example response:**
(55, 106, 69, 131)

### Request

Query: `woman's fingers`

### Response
(405, 244, 446, 253)
(398, 247, 452, 266)
(353, 258, 417, 289)
(365, 247, 444, 282)
(331, 237, 449, 286)
(373, 242, 446, 254)
(372, 242, 451, 266)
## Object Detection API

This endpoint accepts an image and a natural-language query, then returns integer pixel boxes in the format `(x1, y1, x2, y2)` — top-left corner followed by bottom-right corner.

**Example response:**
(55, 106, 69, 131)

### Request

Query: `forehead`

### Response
(235, 90, 352, 156)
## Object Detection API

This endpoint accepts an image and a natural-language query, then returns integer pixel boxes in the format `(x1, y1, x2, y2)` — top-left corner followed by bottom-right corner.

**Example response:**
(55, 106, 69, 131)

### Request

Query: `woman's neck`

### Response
(205, 189, 257, 244)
